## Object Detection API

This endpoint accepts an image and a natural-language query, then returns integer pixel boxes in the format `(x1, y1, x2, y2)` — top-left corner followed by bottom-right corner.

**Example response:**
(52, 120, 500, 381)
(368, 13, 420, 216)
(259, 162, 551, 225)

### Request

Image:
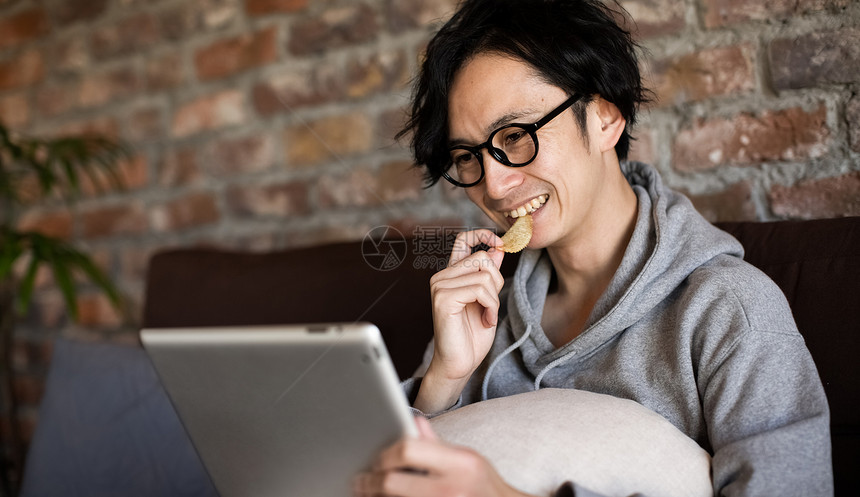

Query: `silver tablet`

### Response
(140, 323, 417, 497)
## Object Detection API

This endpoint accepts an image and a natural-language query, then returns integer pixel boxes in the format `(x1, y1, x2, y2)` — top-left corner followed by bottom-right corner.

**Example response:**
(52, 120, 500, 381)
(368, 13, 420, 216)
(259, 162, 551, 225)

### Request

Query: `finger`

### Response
(415, 416, 438, 441)
(432, 251, 505, 290)
(448, 229, 504, 266)
(355, 468, 436, 497)
(431, 265, 504, 295)
(433, 285, 500, 324)
(374, 437, 457, 473)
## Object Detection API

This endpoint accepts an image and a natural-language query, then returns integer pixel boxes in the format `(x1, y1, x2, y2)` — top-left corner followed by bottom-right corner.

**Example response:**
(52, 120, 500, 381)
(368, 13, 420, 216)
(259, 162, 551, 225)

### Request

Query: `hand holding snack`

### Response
(417, 216, 534, 413)
(417, 229, 506, 413)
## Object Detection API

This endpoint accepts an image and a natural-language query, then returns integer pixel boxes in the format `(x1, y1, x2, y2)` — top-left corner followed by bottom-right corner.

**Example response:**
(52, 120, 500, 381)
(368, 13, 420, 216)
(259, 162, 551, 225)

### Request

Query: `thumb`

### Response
(415, 416, 438, 441)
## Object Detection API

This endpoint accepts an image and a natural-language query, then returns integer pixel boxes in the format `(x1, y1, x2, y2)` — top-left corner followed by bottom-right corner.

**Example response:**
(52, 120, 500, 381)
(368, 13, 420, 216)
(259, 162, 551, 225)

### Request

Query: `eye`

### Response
(452, 151, 477, 167)
(502, 129, 527, 146)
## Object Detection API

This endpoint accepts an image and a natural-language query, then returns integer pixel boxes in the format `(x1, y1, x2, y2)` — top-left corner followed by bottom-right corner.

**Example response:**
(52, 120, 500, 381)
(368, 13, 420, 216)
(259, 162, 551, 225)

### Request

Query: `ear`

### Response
(592, 97, 626, 153)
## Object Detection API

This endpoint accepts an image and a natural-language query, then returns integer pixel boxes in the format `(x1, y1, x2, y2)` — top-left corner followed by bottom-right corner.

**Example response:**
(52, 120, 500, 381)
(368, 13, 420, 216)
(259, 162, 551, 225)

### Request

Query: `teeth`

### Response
(505, 194, 548, 218)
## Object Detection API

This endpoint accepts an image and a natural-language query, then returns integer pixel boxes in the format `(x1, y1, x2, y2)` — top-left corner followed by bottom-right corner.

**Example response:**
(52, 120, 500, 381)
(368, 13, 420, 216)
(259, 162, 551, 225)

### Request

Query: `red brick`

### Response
(50, 35, 89, 74)
(346, 50, 409, 99)
(683, 182, 757, 223)
(283, 112, 374, 166)
(171, 90, 248, 138)
(12, 172, 43, 207)
(158, 4, 201, 41)
(288, 3, 378, 55)
(195, 27, 278, 81)
(617, 0, 686, 39)
(150, 192, 220, 232)
(703, 0, 848, 28)
(53, 116, 120, 140)
(649, 45, 754, 106)
(146, 52, 185, 91)
(769, 172, 860, 219)
(672, 105, 829, 171)
(252, 64, 345, 115)
(318, 168, 383, 208)
(53, 0, 109, 26)
(377, 160, 425, 203)
(206, 133, 275, 176)
(159, 1, 238, 41)
(158, 147, 203, 187)
(848, 96, 860, 153)
(78, 154, 148, 197)
(90, 13, 161, 60)
(81, 202, 149, 238)
(117, 155, 150, 191)
(386, 0, 458, 33)
(769, 29, 860, 90)
(0, 8, 49, 50)
(76, 292, 122, 328)
(79, 64, 142, 109)
(0, 49, 45, 91)
(0, 92, 30, 127)
(245, 0, 308, 16)
(17, 209, 74, 239)
(36, 77, 80, 117)
(126, 105, 164, 142)
(226, 181, 308, 217)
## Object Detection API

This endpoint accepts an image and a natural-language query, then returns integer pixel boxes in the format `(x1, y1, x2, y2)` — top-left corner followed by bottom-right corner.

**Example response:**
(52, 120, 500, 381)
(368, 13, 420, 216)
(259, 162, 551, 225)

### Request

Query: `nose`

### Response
(481, 149, 523, 199)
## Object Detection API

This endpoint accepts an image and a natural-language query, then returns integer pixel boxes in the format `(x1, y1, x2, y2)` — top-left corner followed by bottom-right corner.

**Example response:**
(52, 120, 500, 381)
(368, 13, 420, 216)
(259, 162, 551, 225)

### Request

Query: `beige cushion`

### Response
(430, 389, 712, 497)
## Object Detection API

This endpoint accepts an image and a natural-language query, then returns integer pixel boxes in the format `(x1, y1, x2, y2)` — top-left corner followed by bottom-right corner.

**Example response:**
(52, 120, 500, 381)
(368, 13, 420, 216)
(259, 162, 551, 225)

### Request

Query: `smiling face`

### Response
(448, 52, 616, 251)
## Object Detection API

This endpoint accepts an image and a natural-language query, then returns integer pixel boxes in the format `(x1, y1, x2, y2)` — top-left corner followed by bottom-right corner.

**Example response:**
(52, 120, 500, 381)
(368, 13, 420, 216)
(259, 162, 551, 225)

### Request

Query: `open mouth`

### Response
(504, 194, 548, 219)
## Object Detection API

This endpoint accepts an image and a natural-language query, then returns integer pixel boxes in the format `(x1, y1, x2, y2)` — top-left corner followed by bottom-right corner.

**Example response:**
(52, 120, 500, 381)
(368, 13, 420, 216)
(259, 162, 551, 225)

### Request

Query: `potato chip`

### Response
(500, 214, 533, 253)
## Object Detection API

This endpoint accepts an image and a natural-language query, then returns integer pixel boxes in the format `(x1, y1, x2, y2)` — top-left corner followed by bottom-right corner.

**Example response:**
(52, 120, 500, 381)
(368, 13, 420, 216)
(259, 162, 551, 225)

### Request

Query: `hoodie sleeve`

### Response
(702, 329, 833, 496)
(693, 268, 833, 496)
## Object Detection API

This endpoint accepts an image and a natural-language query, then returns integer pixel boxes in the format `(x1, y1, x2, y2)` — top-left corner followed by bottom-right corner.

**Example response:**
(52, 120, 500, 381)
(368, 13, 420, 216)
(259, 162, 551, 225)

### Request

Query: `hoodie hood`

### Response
(498, 161, 744, 388)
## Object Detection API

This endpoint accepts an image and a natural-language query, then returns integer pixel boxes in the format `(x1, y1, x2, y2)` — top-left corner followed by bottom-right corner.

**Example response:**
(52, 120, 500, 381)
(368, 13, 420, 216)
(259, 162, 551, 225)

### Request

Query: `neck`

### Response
(546, 161, 638, 303)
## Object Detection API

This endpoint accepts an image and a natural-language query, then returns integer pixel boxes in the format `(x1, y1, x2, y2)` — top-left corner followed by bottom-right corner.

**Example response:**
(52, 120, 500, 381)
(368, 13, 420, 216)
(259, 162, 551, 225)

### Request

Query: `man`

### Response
(354, 0, 832, 495)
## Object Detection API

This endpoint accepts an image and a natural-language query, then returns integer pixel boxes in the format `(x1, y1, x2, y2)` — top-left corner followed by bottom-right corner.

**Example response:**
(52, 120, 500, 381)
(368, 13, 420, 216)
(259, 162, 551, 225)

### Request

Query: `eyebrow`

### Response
(448, 108, 540, 147)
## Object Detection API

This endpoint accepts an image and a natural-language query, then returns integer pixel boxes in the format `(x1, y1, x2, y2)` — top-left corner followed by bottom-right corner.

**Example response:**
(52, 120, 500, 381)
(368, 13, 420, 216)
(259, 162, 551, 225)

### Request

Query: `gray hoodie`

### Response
(407, 162, 832, 496)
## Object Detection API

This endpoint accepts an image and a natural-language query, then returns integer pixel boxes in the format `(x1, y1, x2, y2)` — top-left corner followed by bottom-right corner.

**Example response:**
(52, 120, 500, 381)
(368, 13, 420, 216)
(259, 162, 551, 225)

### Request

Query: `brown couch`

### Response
(21, 217, 860, 496)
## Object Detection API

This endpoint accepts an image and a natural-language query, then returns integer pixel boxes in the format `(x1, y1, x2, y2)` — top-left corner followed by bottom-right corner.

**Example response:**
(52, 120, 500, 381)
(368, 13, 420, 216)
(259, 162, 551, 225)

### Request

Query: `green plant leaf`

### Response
(45, 243, 78, 321)
(68, 248, 121, 307)
(1, 122, 130, 322)
(15, 254, 40, 315)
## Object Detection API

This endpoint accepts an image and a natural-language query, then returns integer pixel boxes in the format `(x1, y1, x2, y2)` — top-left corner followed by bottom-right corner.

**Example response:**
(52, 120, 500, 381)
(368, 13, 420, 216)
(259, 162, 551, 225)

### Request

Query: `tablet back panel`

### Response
(141, 323, 415, 497)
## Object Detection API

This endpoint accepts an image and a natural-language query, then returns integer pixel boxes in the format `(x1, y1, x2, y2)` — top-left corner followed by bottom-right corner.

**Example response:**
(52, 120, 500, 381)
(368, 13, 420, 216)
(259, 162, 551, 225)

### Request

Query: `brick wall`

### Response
(0, 0, 858, 486)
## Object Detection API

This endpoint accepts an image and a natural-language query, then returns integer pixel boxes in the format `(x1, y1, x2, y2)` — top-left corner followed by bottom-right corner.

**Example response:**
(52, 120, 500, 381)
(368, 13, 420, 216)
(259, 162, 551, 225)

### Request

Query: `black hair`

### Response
(398, 0, 651, 185)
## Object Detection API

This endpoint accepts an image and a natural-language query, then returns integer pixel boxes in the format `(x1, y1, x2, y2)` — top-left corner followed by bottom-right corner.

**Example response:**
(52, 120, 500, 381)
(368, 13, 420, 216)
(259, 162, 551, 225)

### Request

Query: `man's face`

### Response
(447, 53, 608, 250)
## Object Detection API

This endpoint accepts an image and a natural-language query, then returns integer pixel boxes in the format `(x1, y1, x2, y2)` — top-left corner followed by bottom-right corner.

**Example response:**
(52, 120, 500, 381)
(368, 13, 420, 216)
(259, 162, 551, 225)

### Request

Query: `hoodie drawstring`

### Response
(481, 323, 532, 401)
(534, 353, 573, 391)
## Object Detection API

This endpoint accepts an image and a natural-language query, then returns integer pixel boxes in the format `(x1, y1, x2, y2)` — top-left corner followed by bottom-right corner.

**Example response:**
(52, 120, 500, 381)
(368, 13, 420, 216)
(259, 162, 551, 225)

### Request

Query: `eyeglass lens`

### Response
(447, 126, 536, 185)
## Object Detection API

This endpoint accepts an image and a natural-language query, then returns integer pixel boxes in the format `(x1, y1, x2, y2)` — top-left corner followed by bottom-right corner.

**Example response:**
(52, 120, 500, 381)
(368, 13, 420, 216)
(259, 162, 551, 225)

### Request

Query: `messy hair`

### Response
(398, 0, 651, 185)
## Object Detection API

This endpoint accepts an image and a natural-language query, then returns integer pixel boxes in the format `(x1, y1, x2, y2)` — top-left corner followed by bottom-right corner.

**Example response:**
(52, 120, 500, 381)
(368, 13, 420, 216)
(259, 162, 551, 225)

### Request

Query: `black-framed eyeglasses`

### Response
(443, 94, 582, 188)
